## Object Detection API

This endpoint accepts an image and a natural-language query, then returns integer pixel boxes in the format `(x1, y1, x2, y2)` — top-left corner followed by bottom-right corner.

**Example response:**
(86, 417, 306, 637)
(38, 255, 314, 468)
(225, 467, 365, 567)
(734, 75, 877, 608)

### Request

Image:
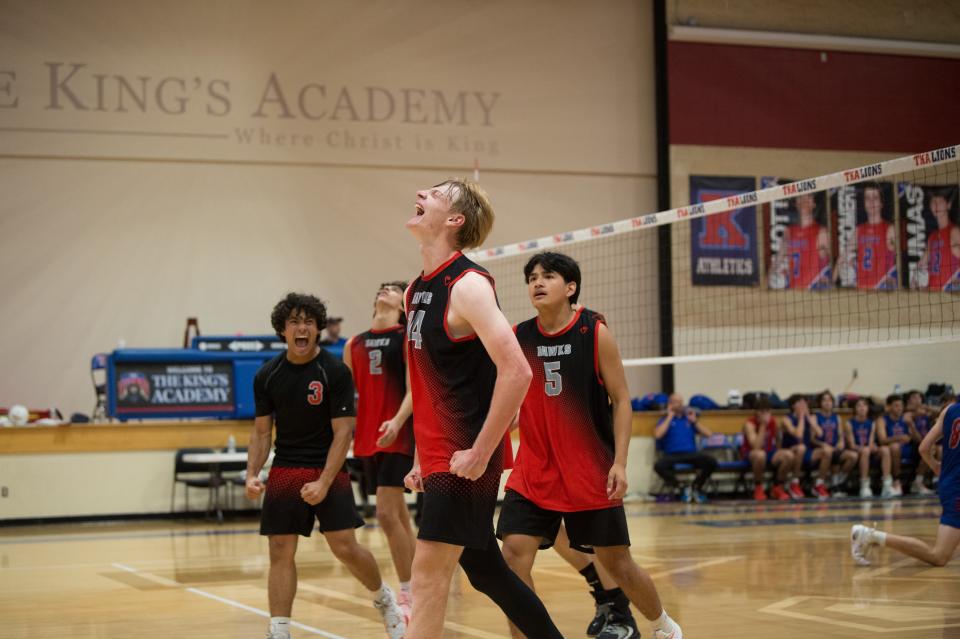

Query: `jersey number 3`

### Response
(307, 381, 324, 405)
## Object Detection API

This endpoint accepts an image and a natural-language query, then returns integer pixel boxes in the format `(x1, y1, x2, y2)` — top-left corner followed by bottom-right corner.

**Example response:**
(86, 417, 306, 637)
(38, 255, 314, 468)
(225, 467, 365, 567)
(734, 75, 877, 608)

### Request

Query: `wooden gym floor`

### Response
(1, 496, 958, 639)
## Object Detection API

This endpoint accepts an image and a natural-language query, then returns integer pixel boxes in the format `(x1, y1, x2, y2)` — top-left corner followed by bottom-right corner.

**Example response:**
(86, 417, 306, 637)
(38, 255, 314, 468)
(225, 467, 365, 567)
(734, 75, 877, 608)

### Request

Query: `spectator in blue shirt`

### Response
(321, 316, 348, 360)
(653, 393, 718, 503)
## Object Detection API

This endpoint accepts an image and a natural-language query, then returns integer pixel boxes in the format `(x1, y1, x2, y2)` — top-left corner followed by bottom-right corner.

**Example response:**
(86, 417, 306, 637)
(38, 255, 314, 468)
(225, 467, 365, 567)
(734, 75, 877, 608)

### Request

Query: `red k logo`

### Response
(699, 211, 748, 249)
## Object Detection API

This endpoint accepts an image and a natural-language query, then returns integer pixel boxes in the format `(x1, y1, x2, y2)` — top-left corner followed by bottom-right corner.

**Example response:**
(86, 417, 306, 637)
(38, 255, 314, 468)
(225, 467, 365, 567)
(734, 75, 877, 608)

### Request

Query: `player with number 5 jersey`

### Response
(497, 251, 683, 639)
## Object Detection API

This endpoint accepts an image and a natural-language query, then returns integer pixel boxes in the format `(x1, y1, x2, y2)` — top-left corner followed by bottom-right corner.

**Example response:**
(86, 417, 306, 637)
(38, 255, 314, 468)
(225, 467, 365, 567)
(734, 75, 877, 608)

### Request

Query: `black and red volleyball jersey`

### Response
(405, 252, 499, 479)
(349, 325, 414, 457)
(506, 307, 618, 512)
(253, 349, 356, 468)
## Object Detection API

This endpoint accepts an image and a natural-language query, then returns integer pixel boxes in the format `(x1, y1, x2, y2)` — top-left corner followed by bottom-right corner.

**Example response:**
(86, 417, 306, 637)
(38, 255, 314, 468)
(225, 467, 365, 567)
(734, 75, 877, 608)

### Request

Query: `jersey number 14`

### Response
(407, 310, 426, 350)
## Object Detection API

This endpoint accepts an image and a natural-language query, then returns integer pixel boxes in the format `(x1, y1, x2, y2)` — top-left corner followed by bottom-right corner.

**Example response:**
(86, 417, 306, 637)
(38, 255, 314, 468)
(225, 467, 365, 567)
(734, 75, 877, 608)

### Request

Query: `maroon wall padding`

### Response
(668, 41, 960, 153)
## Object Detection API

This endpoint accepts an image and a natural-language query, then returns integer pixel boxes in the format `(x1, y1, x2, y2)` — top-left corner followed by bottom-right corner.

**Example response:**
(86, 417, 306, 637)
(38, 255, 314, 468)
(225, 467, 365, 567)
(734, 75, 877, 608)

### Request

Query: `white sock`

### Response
(373, 583, 391, 603)
(400, 581, 411, 594)
(870, 530, 887, 546)
(653, 610, 674, 632)
(816, 478, 824, 486)
(882, 475, 893, 485)
(270, 617, 291, 635)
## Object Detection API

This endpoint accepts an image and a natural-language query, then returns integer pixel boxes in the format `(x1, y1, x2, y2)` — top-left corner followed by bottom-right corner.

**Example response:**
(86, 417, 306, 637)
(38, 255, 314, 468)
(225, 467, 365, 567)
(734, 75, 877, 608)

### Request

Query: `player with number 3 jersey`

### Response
(245, 293, 406, 639)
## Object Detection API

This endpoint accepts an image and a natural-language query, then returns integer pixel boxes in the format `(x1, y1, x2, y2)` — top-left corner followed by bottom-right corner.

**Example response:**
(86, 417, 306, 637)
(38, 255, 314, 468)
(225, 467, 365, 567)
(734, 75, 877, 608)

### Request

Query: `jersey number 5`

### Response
(544, 361, 562, 397)
(307, 381, 324, 405)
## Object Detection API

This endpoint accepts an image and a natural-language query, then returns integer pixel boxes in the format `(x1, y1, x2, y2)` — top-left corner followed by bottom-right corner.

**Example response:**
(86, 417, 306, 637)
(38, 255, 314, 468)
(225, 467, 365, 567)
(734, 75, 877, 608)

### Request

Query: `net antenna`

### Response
(468, 145, 960, 369)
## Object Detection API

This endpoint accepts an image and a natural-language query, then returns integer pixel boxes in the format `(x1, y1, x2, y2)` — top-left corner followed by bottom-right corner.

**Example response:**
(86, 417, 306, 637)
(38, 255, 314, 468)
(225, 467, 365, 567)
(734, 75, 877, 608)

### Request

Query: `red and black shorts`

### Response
(359, 452, 414, 494)
(417, 465, 501, 551)
(260, 467, 363, 537)
(496, 489, 630, 553)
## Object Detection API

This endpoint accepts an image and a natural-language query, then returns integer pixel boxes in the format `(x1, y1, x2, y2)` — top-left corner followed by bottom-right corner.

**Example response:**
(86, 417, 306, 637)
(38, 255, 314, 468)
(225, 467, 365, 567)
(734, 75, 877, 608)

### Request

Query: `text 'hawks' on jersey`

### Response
(507, 307, 617, 512)
(405, 252, 500, 479)
(253, 350, 356, 468)
(349, 325, 414, 457)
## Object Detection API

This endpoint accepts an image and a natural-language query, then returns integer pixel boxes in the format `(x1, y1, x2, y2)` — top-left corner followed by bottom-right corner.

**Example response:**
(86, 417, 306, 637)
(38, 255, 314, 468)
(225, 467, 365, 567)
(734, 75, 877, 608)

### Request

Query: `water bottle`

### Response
(227, 434, 237, 454)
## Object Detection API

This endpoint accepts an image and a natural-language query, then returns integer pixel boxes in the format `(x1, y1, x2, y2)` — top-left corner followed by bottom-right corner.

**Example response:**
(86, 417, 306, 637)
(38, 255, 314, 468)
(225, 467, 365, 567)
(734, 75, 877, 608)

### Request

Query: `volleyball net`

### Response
(469, 145, 960, 368)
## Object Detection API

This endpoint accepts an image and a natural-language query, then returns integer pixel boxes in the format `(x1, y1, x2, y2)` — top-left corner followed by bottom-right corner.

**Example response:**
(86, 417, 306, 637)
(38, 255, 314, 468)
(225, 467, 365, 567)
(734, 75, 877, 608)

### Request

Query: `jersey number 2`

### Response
(307, 381, 324, 405)
(368, 349, 383, 375)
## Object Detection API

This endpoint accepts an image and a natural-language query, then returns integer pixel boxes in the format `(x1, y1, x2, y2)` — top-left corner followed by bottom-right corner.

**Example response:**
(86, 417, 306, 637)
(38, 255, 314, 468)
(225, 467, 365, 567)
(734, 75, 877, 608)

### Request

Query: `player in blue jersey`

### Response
(905, 389, 937, 495)
(852, 402, 960, 566)
(876, 394, 912, 497)
(807, 391, 857, 497)
(781, 395, 812, 498)
(843, 397, 893, 498)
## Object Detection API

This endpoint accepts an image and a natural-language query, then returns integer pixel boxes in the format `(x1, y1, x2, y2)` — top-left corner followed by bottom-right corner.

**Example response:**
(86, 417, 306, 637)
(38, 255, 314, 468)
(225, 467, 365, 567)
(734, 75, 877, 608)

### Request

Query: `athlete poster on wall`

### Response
(689, 175, 760, 287)
(832, 181, 897, 290)
(762, 177, 831, 290)
(897, 183, 960, 291)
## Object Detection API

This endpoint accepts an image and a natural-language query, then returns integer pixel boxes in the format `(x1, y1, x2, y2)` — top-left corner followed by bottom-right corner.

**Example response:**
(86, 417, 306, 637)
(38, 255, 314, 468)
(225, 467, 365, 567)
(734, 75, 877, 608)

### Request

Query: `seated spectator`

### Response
(844, 397, 892, 498)
(807, 391, 858, 498)
(877, 394, 911, 497)
(905, 389, 936, 495)
(781, 395, 813, 498)
(653, 393, 718, 503)
(741, 399, 793, 501)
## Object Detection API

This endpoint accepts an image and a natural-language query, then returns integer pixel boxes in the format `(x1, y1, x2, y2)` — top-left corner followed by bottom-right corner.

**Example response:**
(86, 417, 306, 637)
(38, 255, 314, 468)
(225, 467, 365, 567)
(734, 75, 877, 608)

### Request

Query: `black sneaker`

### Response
(587, 602, 612, 636)
(596, 608, 640, 639)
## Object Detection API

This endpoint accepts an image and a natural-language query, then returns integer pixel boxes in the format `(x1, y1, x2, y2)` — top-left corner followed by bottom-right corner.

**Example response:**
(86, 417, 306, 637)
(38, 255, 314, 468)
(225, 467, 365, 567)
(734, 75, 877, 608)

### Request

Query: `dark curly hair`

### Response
(270, 293, 327, 343)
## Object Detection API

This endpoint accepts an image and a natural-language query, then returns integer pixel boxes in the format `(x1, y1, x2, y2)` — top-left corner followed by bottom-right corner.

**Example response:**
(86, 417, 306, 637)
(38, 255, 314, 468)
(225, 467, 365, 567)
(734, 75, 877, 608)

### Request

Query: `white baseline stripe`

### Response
(112, 562, 347, 639)
(111, 562, 180, 587)
(300, 583, 509, 639)
(187, 588, 348, 639)
(647, 555, 742, 579)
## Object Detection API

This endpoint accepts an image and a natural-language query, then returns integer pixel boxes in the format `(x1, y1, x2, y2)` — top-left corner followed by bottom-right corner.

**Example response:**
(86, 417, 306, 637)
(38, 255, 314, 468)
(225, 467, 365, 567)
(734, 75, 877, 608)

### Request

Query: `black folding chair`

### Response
(171, 447, 220, 517)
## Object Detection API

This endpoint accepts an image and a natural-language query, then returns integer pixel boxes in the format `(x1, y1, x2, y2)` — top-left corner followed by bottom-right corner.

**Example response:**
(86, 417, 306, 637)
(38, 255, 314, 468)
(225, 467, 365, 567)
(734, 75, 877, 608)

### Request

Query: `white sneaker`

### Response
(914, 479, 934, 495)
(859, 483, 873, 498)
(397, 588, 412, 623)
(850, 524, 877, 566)
(891, 482, 903, 497)
(374, 584, 407, 639)
(881, 478, 894, 499)
(654, 622, 683, 639)
(265, 631, 290, 639)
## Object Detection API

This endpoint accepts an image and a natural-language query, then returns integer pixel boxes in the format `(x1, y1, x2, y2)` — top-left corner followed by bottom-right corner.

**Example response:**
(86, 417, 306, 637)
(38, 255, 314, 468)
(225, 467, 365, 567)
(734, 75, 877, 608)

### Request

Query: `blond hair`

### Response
(436, 178, 495, 250)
